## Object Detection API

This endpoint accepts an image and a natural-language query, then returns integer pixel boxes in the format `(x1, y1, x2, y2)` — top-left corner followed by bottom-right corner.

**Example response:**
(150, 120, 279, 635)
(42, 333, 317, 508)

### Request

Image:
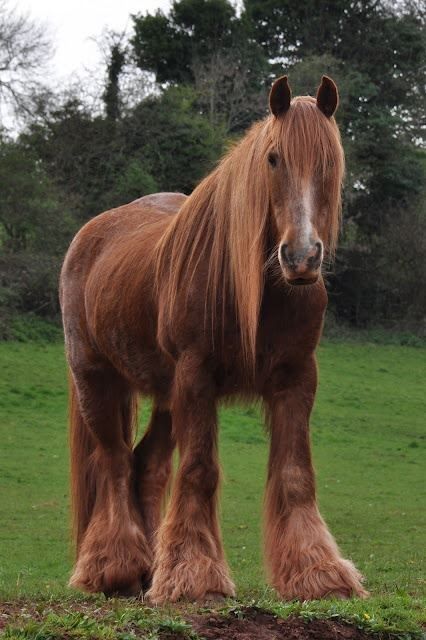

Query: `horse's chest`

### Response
(215, 294, 324, 397)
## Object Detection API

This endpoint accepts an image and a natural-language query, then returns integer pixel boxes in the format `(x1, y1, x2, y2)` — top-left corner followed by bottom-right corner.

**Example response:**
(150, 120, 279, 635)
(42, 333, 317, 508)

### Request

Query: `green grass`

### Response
(1, 593, 424, 638)
(1, 596, 199, 639)
(0, 341, 425, 635)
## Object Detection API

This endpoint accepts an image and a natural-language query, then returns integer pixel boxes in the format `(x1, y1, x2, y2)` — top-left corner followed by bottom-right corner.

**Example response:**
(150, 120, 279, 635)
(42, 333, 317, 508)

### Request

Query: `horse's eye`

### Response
(268, 152, 278, 168)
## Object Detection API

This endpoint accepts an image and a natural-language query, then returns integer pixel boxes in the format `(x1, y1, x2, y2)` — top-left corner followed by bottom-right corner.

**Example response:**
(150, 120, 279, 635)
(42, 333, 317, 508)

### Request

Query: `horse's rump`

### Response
(60, 192, 186, 395)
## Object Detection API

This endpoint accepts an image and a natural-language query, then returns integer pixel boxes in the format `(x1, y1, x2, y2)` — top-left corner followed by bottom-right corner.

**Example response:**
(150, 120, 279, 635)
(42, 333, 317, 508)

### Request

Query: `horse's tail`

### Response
(68, 373, 138, 551)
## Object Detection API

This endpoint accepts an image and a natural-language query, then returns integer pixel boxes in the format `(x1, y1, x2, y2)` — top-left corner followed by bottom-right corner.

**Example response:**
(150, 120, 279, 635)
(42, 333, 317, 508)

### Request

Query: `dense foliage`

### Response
(0, 0, 424, 336)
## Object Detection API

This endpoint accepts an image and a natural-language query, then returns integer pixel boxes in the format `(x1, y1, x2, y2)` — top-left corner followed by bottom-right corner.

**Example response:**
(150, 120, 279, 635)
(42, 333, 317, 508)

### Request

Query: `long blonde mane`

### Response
(155, 97, 344, 366)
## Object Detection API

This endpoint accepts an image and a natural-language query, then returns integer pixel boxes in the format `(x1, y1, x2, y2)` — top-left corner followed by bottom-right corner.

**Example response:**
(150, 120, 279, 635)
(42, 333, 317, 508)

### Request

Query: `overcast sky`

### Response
(16, 0, 171, 81)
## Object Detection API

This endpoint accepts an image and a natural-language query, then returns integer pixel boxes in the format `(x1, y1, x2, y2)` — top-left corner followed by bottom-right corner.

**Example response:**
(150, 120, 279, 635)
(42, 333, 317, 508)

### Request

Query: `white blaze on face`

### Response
(278, 179, 319, 272)
(297, 181, 314, 245)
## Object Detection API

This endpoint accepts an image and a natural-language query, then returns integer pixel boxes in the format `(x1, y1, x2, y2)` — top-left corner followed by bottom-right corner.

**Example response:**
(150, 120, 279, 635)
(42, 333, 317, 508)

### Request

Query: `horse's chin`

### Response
(285, 276, 319, 287)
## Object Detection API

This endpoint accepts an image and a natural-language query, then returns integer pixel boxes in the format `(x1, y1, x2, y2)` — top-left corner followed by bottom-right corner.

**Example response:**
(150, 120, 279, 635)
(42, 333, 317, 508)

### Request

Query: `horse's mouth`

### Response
(286, 276, 318, 286)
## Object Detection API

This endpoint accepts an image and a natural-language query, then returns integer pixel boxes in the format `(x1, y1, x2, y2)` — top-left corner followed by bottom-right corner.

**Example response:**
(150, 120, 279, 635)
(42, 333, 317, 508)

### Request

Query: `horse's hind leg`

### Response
(133, 406, 175, 547)
(69, 364, 152, 596)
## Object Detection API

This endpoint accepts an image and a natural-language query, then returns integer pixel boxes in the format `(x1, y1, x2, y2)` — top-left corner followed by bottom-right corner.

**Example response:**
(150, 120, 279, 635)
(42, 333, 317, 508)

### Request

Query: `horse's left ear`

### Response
(269, 76, 292, 117)
(316, 76, 339, 118)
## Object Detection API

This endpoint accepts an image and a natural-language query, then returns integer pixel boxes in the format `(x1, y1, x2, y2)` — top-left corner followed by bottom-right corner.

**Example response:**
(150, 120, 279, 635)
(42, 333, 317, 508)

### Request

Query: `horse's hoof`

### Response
(200, 591, 227, 604)
(141, 574, 152, 593)
(104, 579, 143, 599)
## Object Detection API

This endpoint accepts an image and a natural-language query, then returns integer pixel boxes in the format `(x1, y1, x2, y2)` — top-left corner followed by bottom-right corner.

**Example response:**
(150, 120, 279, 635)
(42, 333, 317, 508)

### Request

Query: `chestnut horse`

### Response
(60, 76, 367, 603)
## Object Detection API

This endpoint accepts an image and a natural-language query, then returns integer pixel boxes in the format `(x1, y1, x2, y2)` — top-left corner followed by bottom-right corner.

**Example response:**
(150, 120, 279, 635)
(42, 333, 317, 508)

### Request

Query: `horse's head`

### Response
(267, 76, 344, 286)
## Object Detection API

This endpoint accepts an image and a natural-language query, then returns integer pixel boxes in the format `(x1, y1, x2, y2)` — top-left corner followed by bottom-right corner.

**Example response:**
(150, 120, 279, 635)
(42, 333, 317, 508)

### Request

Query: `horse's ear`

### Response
(316, 75, 339, 118)
(269, 76, 292, 117)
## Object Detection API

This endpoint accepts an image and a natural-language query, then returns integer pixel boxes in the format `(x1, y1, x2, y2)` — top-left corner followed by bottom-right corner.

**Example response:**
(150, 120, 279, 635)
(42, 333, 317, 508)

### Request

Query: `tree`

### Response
(0, 0, 52, 122)
(243, 0, 425, 139)
(102, 39, 126, 122)
(24, 85, 226, 219)
(106, 159, 158, 206)
(132, 0, 238, 85)
(0, 138, 74, 253)
(0, 135, 76, 325)
(24, 97, 126, 219)
(122, 86, 225, 193)
(131, 0, 268, 133)
(192, 41, 268, 133)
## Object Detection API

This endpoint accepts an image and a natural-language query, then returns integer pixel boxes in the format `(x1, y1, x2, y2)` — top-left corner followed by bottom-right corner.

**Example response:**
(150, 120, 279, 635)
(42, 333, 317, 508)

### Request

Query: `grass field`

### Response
(0, 340, 425, 636)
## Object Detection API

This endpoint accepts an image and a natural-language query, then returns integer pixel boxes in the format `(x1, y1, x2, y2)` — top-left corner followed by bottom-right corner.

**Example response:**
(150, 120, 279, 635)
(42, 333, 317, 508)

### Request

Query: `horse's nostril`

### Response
(305, 242, 323, 270)
(279, 243, 289, 264)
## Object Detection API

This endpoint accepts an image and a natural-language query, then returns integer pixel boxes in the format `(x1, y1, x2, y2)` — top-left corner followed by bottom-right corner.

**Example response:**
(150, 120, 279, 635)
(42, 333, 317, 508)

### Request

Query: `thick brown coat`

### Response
(60, 77, 367, 602)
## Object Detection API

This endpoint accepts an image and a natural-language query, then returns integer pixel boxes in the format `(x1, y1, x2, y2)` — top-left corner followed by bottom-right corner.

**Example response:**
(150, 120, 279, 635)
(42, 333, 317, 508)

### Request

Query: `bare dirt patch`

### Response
(189, 607, 373, 640)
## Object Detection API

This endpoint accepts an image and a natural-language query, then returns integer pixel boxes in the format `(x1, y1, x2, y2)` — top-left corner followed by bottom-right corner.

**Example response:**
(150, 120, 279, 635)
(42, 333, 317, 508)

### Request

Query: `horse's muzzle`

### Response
(278, 241, 322, 286)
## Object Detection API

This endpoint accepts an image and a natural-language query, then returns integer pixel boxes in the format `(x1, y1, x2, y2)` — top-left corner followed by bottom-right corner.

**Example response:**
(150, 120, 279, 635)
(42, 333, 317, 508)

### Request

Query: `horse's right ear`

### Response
(269, 76, 292, 117)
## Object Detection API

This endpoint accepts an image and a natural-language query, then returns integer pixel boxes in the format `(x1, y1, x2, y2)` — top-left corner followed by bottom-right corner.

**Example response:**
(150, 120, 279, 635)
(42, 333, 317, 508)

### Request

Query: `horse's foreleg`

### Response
(264, 357, 367, 600)
(133, 407, 175, 547)
(69, 367, 152, 596)
(146, 352, 235, 604)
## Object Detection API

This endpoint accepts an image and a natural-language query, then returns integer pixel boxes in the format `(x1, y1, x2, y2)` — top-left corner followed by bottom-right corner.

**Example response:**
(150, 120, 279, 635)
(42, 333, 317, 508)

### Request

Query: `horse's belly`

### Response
(106, 331, 174, 399)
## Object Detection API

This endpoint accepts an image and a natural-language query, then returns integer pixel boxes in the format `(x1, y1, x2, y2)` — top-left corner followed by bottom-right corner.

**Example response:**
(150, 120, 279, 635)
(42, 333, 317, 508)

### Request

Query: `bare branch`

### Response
(0, 0, 53, 123)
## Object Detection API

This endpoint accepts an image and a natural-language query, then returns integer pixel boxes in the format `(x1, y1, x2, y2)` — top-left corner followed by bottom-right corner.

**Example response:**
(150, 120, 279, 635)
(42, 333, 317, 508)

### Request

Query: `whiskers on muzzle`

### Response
(264, 244, 283, 286)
